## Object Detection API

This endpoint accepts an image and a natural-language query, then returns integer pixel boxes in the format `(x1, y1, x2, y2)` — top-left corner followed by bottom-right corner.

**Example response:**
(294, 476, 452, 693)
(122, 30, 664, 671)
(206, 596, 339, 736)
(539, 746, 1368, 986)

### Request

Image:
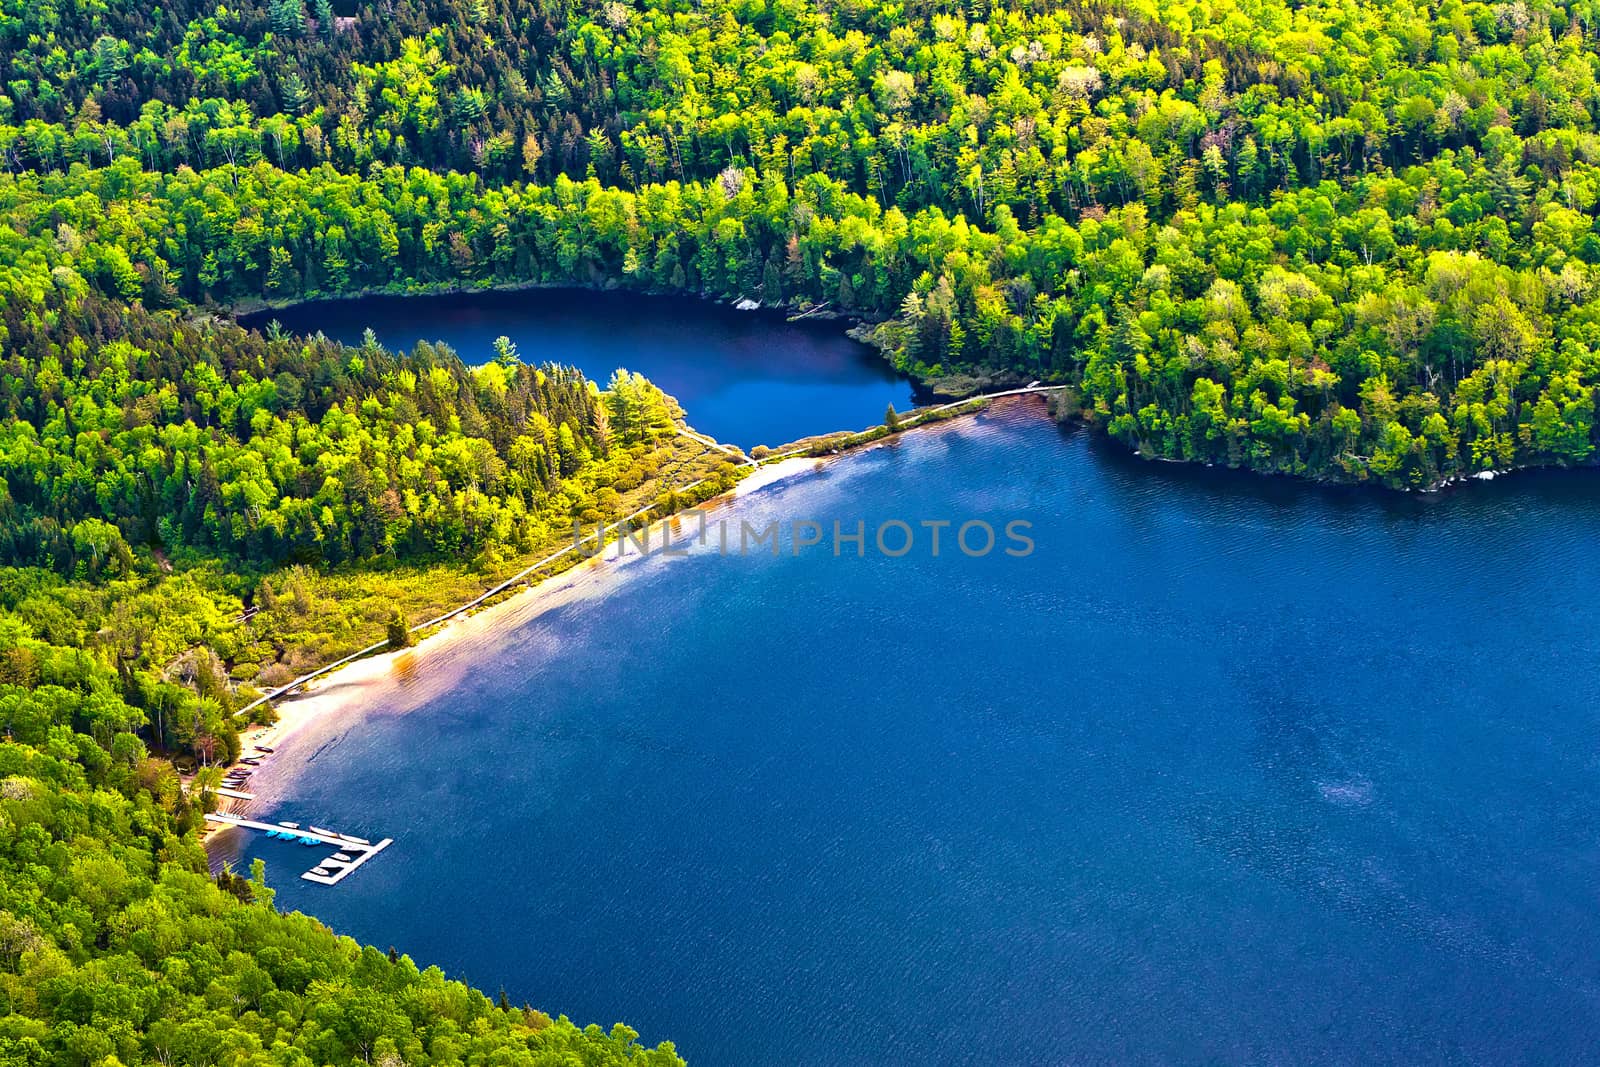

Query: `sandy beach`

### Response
(205, 448, 845, 820)
(206, 398, 1047, 821)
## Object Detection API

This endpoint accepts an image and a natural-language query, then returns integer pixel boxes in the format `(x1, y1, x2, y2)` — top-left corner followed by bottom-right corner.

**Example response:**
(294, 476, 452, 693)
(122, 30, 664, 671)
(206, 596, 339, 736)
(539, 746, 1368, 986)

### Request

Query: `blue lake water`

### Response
(216, 405, 1600, 1064)
(241, 290, 915, 449)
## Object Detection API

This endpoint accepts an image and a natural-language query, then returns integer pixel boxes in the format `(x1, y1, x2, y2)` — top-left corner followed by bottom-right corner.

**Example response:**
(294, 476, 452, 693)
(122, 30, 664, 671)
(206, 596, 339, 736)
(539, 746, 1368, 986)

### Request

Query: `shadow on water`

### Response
(238, 287, 919, 449)
(1076, 420, 1600, 521)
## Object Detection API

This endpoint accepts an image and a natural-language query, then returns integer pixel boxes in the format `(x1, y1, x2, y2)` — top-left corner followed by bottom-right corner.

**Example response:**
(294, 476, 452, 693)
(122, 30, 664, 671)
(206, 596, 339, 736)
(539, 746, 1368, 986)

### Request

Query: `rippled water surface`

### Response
(218, 407, 1600, 1064)
(243, 289, 914, 448)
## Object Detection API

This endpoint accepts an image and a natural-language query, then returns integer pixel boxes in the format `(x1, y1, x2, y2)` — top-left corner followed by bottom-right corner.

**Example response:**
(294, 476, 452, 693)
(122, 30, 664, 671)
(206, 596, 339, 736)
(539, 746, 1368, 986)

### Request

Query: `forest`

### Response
(0, 610, 685, 1065)
(4, 0, 1600, 1059)
(0, 291, 707, 1060)
(2, 0, 1600, 485)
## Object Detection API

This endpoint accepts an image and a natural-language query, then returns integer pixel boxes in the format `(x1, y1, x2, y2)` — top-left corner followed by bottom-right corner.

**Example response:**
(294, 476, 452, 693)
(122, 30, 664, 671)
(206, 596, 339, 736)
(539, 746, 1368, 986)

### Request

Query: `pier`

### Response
(204, 813, 393, 885)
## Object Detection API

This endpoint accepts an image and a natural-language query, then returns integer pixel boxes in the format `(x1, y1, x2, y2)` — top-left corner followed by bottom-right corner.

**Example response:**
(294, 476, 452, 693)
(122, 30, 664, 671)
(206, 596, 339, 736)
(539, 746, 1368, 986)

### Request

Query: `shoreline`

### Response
(215, 283, 1598, 500)
(201, 442, 875, 832)
(224, 282, 969, 408)
(208, 384, 1561, 828)
(200, 386, 1570, 840)
(228, 279, 884, 336)
(202, 394, 1041, 832)
(229, 278, 820, 317)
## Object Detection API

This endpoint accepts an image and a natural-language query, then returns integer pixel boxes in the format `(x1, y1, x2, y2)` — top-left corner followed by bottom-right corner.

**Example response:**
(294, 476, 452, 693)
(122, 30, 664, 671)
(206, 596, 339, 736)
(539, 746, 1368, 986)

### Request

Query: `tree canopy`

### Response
(4, 0, 1600, 1058)
(1, 0, 1599, 485)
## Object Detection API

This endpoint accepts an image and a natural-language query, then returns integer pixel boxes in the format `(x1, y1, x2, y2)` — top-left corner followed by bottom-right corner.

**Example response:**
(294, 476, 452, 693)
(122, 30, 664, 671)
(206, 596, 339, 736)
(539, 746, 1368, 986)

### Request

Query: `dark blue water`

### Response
(217, 407, 1600, 1064)
(241, 290, 914, 449)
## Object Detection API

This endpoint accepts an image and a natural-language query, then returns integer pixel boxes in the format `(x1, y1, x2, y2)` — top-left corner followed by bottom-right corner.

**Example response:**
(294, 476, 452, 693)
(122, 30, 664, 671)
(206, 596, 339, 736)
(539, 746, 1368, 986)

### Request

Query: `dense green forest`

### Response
(6, 0, 1600, 1058)
(0, 613, 685, 1065)
(0, 291, 706, 1059)
(3, 0, 1600, 484)
(0, 296, 684, 571)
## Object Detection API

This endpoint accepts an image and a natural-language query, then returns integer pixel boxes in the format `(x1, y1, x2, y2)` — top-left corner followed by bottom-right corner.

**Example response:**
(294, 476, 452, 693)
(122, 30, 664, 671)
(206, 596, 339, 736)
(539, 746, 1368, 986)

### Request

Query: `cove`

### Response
(213, 405, 1600, 1065)
(240, 289, 916, 449)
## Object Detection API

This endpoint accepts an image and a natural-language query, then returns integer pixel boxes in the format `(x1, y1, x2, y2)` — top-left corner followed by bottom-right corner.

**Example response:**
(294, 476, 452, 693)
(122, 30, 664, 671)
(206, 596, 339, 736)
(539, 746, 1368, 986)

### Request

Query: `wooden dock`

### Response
(204, 813, 392, 885)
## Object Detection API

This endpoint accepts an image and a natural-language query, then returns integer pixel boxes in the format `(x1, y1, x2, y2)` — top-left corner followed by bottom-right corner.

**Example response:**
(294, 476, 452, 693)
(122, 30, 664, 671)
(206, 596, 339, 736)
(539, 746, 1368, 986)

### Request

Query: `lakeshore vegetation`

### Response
(3, 0, 1600, 487)
(0, 304, 713, 1061)
(4, 0, 1600, 1059)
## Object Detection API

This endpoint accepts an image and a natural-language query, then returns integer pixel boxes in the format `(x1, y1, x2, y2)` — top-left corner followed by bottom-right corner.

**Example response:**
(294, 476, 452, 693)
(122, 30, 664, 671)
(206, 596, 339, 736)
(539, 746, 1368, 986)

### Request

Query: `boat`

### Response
(332, 852, 354, 862)
(340, 834, 371, 845)
(299, 837, 319, 846)
(253, 745, 275, 753)
(277, 821, 300, 829)
(308, 826, 335, 837)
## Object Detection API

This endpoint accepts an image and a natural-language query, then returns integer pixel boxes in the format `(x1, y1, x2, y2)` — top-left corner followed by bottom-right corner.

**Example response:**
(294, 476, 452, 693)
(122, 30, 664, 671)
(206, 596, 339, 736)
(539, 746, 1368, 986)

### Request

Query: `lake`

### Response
(215, 404, 1600, 1065)
(241, 289, 916, 449)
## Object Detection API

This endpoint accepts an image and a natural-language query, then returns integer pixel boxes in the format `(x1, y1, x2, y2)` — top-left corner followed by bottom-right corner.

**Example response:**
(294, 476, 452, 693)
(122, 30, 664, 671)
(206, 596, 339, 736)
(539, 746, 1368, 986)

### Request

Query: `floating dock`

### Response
(204, 813, 392, 885)
(298, 838, 393, 885)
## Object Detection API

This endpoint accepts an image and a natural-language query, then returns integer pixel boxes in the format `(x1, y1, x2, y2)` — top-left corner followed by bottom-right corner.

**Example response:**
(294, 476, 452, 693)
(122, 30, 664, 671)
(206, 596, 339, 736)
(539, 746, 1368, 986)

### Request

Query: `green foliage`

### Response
(0, 0, 1590, 489)
(0, 297, 690, 572)
(4, 0, 1600, 1055)
(387, 608, 415, 648)
(0, 622, 683, 1064)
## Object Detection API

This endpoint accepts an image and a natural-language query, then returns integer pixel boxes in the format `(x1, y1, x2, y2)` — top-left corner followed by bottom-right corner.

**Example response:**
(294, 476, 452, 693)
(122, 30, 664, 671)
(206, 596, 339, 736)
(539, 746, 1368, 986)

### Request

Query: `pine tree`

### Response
(492, 335, 522, 366)
(269, 0, 305, 37)
(312, 0, 335, 41)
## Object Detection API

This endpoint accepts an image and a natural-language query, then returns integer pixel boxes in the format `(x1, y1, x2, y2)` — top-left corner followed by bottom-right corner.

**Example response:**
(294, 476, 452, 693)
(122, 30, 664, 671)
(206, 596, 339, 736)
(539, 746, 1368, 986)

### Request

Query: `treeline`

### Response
(4, 147, 1598, 486)
(0, 604, 684, 1066)
(0, 293, 686, 574)
(4, 0, 1600, 485)
(0, 278, 690, 770)
(0, 257, 694, 1067)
